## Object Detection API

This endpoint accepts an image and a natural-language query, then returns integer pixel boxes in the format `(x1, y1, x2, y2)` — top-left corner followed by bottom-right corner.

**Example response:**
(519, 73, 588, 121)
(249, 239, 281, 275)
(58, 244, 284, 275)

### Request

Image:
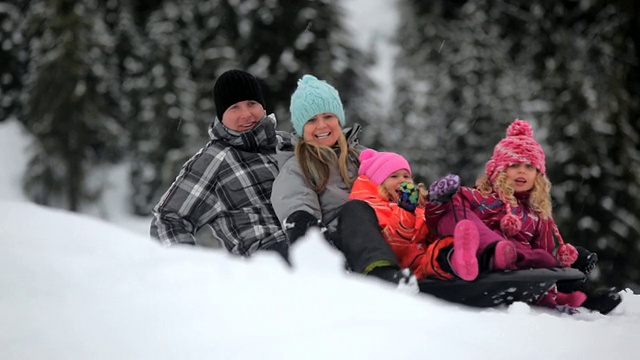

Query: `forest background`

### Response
(1, 0, 638, 290)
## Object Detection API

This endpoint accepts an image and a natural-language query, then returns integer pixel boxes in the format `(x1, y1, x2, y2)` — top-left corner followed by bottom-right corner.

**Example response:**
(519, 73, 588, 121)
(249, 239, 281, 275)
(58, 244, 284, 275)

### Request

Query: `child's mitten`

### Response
(428, 174, 460, 204)
(556, 243, 579, 267)
(397, 182, 419, 212)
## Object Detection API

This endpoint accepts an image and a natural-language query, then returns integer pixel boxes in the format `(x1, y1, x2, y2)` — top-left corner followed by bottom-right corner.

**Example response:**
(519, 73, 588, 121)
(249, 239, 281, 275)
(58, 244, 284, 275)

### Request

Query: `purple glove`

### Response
(428, 174, 460, 204)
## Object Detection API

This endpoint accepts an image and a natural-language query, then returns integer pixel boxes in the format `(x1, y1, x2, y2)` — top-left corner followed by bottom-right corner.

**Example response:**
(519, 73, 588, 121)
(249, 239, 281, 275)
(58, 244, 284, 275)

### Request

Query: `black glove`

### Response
(428, 174, 460, 204)
(572, 246, 598, 275)
(397, 182, 419, 212)
(582, 286, 622, 315)
(283, 210, 326, 245)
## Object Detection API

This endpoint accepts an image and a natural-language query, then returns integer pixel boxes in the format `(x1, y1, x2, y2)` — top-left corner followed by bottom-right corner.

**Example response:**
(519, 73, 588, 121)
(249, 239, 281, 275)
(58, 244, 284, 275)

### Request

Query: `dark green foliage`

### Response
(522, 1, 640, 289)
(392, 0, 532, 184)
(129, 0, 375, 214)
(21, 0, 125, 211)
(15, 0, 374, 216)
(0, 2, 27, 122)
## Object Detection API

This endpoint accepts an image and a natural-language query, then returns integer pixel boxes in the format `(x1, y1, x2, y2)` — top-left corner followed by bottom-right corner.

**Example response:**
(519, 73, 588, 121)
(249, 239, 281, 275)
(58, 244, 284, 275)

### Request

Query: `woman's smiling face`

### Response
(302, 113, 341, 147)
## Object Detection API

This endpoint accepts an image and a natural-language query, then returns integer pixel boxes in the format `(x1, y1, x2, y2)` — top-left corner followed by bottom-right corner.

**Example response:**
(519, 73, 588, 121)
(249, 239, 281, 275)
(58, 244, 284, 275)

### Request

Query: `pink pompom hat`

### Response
(485, 119, 545, 236)
(358, 149, 411, 185)
(485, 119, 546, 183)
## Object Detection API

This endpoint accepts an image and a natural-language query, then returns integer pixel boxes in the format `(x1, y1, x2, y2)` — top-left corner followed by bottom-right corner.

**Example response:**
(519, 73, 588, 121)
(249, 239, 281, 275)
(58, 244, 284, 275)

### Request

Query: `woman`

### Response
(271, 74, 413, 286)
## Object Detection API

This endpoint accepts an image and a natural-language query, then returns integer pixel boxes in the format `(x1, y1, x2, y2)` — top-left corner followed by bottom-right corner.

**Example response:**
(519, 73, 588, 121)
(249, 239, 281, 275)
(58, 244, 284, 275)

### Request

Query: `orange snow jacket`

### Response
(349, 175, 456, 280)
(348, 175, 430, 273)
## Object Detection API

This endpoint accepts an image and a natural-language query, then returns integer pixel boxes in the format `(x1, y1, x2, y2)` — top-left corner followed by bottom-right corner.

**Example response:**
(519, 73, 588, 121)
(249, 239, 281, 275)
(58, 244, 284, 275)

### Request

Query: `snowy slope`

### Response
(0, 200, 638, 360)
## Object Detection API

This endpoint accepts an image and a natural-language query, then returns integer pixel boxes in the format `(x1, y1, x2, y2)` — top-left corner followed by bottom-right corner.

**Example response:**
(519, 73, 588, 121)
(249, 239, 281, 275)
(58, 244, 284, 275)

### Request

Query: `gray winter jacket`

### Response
(270, 125, 365, 234)
(150, 115, 291, 255)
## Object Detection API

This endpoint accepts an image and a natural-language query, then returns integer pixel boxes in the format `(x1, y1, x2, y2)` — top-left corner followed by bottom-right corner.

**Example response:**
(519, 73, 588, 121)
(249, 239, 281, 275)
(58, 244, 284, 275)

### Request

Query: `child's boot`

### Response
(536, 288, 558, 308)
(537, 286, 582, 314)
(449, 219, 480, 281)
(492, 240, 517, 270)
(555, 291, 587, 308)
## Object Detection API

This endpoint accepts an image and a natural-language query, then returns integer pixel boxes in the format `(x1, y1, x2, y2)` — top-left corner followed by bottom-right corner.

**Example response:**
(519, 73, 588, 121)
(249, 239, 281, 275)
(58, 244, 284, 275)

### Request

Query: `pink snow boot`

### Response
(492, 240, 517, 270)
(556, 291, 588, 308)
(450, 219, 480, 281)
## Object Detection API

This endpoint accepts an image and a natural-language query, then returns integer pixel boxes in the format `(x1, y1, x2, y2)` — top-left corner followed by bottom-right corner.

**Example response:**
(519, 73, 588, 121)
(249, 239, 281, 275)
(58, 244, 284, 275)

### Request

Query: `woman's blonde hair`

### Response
(475, 171, 552, 219)
(378, 182, 428, 206)
(295, 132, 359, 193)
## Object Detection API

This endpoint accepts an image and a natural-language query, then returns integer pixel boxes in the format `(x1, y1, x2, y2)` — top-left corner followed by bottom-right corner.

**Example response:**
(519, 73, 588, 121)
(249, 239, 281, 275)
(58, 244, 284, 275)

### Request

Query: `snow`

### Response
(1, 119, 640, 359)
(2, 3, 639, 358)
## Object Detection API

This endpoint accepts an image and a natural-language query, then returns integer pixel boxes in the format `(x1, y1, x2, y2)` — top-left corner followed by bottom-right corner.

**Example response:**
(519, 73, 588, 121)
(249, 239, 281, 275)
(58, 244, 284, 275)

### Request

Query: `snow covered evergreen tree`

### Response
(391, 0, 534, 184)
(229, 0, 377, 136)
(131, 0, 376, 214)
(120, 0, 198, 215)
(513, 1, 640, 288)
(21, 0, 125, 211)
(0, 1, 27, 122)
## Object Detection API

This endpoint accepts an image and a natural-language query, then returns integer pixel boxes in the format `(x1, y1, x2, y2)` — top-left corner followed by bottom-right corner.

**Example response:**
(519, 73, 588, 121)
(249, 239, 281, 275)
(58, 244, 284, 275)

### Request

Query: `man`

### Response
(151, 69, 290, 258)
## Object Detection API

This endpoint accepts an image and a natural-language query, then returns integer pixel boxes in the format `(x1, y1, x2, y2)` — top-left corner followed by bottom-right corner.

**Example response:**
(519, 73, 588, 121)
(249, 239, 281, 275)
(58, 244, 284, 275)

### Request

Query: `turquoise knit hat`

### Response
(289, 74, 346, 136)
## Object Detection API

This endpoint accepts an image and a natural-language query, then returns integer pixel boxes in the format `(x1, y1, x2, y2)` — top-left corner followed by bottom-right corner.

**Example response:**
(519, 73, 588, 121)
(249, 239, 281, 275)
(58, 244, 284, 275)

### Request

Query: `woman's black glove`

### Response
(283, 210, 326, 245)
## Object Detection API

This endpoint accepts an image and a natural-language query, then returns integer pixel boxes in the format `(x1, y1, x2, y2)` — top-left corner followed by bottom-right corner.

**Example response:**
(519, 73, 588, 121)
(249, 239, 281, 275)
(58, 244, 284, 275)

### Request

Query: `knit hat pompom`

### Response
(289, 74, 346, 136)
(556, 243, 579, 267)
(358, 149, 411, 185)
(359, 148, 377, 162)
(213, 69, 265, 121)
(506, 119, 534, 138)
(485, 119, 546, 182)
(500, 213, 521, 236)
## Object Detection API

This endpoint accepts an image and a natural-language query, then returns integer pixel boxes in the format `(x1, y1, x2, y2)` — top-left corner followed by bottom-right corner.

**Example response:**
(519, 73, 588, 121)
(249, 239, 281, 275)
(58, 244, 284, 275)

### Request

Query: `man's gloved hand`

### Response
(572, 246, 598, 275)
(397, 182, 419, 212)
(428, 174, 460, 204)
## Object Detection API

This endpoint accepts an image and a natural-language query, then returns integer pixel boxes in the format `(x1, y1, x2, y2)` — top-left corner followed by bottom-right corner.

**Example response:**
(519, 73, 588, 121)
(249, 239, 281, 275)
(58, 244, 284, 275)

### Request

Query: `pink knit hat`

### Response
(485, 119, 545, 237)
(358, 149, 411, 185)
(485, 119, 545, 183)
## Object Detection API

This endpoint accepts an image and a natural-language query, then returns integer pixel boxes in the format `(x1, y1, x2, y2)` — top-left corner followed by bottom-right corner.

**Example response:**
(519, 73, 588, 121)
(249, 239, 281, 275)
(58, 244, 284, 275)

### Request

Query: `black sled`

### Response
(417, 267, 586, 308)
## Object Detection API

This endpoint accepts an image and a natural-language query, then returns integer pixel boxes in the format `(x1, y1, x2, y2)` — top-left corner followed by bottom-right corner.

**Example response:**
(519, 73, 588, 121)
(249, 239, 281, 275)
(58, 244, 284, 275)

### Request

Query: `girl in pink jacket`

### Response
(425, 119, 585, 310)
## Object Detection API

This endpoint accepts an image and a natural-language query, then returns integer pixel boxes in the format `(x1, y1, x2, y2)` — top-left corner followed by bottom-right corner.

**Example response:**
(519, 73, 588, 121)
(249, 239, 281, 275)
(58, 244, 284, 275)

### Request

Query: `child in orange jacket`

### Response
(349, 149, 491, 281)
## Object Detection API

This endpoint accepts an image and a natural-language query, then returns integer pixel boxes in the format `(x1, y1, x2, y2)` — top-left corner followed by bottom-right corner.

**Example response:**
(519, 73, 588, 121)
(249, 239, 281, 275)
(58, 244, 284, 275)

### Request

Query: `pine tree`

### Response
(391, 0, 532, 184)
(517, 1, 640, 288)
(122, 0, 199, 215)
(229, 0, 377, 135)
(21, 0, 125, 211)
(0, 1, 27, 122)
(133, 0, 377, 214)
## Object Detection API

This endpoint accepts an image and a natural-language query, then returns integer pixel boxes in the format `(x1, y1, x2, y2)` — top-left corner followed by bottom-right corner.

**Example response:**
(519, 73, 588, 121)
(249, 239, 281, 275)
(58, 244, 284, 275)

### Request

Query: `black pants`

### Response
(330, 200, 399, 273)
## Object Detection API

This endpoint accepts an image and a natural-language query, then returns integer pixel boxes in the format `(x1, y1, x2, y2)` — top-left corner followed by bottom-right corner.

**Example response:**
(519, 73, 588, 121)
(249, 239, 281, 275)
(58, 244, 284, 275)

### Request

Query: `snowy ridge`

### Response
(0, 201, 637, 360)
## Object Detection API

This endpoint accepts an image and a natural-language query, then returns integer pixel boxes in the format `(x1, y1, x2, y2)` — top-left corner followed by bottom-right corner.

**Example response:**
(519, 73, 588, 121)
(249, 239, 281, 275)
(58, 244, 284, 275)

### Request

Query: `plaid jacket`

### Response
(150, 115, 290, 255)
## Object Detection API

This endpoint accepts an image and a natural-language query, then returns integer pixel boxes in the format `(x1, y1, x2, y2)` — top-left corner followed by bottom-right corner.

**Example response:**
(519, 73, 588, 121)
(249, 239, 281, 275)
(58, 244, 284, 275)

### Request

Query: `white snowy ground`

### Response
(1, 120, 639, 360)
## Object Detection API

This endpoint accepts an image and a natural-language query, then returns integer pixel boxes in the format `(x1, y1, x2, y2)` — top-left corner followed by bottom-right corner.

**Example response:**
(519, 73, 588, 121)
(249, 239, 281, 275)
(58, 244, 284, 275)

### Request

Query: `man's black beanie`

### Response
(213, 69, 266, 120)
